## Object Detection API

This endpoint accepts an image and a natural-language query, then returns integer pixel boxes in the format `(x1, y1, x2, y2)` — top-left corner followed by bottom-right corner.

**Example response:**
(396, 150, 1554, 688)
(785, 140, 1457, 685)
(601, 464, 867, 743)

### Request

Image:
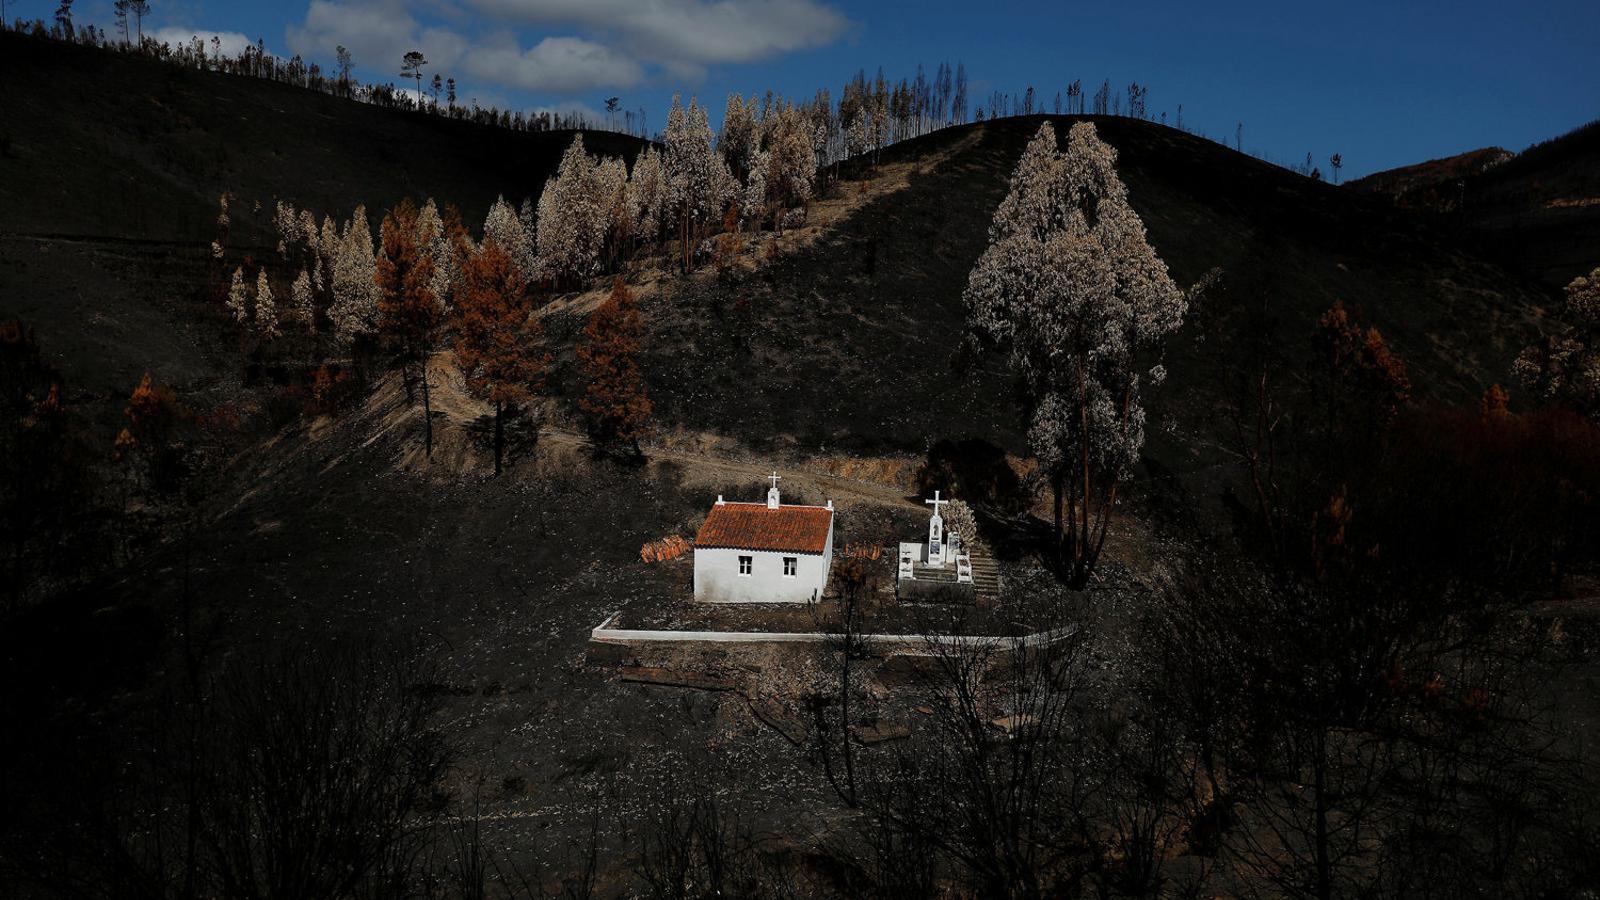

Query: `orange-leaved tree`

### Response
(1305, 300, 1412, 576)
(453, 238, 548, 475)
(1315, 300, 1412, 433)
(577, 277, 652, 454)
(115, 372, 186, 492)
(376, 198, 442, 458)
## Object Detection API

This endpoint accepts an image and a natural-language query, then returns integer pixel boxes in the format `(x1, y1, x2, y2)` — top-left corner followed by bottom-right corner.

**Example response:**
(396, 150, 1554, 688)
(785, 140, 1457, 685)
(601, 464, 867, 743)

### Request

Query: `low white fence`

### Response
(590, 613, 1077, 651)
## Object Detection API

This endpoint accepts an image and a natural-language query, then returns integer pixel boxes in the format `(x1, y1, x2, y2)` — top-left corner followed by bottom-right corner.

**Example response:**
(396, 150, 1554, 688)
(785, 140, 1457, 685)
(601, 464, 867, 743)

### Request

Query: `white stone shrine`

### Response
(692, 473, 835, 603)
(898, 490, 974, 595)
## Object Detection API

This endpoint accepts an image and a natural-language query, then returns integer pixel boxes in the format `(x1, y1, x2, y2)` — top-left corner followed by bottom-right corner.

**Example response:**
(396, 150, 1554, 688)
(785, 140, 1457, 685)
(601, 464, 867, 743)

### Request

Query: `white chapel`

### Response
(693, 473, 835, 603)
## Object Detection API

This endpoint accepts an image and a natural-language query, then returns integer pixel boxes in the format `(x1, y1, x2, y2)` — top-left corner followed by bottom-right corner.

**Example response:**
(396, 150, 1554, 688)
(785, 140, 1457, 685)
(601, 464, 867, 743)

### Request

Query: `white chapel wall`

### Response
(694, 535, 831, 603)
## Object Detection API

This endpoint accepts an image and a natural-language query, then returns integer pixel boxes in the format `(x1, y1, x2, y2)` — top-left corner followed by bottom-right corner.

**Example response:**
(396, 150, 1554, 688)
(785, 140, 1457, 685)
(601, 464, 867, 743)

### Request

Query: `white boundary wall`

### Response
(590, 613, 1077, 651)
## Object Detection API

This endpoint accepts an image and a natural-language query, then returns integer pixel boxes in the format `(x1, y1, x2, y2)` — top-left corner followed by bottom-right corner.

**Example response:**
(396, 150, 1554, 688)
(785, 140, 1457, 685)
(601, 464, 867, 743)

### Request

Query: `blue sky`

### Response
(37, 0, 1600, 178)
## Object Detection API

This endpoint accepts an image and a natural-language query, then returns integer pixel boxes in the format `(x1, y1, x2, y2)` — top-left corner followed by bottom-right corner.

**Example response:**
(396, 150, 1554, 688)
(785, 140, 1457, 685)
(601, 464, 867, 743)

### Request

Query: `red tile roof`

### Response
(694, 502, 833, 554)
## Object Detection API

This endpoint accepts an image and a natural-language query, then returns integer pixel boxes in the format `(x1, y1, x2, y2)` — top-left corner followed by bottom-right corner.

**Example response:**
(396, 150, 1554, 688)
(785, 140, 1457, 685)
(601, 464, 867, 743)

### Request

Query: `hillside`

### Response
(2, 28, 1552, 441)
(637, 114, 1551, 479)
(2, 34, 1588, 893)
(0, 29, 644, 400)
(1351, 119, 1600, 287)
(1346, 146, 1514, 203)
(0, 32, 1562, 569)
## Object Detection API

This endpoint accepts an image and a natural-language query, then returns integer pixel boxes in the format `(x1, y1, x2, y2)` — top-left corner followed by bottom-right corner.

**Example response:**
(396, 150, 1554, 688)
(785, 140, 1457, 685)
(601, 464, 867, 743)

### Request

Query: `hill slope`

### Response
(0, 36, 1585, 892)
(1, 31, 1558, 500)
(0, 30, 643, 398)
(0, 30, 643, 244)
(1351, 119, 1600, 287)
(1346, 146, 1514, 202)
(637, 115, 1551, 473)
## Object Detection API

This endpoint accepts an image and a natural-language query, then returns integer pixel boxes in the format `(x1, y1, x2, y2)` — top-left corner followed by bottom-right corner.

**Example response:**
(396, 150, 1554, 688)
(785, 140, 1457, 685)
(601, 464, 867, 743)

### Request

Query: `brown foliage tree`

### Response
(376, 199, 442, 458)
(115, 371, 188, 496)
(452, 238, 549, 475)
(577, 277, 652, 453)
(1315, 300, 1412, 431)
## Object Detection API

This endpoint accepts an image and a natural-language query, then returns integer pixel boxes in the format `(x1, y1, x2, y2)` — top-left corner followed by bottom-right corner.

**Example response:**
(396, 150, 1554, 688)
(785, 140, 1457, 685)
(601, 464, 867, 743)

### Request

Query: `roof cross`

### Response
(768, 471, 782, 491)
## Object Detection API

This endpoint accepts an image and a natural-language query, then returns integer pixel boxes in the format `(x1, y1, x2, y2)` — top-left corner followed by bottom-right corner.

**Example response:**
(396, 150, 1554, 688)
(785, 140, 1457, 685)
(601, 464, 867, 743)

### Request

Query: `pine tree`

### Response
(428, 202, 470, 312)
(376, 199, 442, 458)
(226, 266, 249, 324)
(534, 136, 608, 288)
(453, 238, 548, 475)
(483, 195, 534, 285)
(318, 214, 340, 274)
(298, 208, 319, 252)
(963, 122, 1185, 587)
(744, 149, 769, 231)
(577, 277, 652, 453)
(663, 96, 733, 274)
(291, 267, 315, 332)
(598, 155, 632, 272)
(764, 104, 816, 229)
(628, 146, 666, 247)
(416, 198, 443, 252)
(255, 268, 280, 339)
(329, 205, 379, 349)
(718, 93, 757, 184)
(273, 199, 299, 258)
(53, 0, 73, 39)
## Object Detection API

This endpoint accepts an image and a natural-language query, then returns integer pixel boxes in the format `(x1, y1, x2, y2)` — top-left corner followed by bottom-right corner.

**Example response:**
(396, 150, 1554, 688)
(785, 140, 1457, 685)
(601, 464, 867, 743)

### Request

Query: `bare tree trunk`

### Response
(420, 359, 433, 460)
(1077, 362, 1092, 583)
(1088, 480, 1120, 576)
(1052, 469, 1065, 559)
(679, 215, 691, 275)
(1314, 730, 1332, 900)
(493, 400, 503, 476)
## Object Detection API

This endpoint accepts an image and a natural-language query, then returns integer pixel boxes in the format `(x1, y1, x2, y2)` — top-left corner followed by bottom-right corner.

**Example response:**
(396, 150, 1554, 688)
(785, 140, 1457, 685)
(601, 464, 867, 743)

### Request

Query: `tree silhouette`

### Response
(335, 45, 353, 96)
(52, 0, 72, 39)
(399, 50, 427, 100)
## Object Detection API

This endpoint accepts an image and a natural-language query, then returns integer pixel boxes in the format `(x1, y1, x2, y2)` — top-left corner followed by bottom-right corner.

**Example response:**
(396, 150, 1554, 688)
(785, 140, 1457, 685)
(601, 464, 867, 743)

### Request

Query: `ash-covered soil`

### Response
(16, 363, 1140, 883)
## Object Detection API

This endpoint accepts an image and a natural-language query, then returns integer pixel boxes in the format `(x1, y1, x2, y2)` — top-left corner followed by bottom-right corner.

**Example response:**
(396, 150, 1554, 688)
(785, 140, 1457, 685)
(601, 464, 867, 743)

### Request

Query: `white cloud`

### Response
(460, 34, 643, 92)
(287, 0, 640, 95)
(148, 26, 255, 58)
(287, 1, 424, 73)
(286, 0, 850, 96)
(464, 0, 851, 67)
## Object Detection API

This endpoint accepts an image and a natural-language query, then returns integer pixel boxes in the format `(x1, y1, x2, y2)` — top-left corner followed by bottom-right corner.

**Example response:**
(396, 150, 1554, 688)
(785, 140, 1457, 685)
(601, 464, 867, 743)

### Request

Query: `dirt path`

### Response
(535, 425, 921, 510)
(240, 354, 924, 520)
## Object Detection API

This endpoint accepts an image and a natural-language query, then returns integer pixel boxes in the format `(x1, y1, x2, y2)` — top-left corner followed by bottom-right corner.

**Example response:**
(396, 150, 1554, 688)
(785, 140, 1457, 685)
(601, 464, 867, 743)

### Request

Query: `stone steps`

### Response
(969, 554, 1001, 601)
(910, 563, 960, 583)
(900, 549, 1001, 602)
